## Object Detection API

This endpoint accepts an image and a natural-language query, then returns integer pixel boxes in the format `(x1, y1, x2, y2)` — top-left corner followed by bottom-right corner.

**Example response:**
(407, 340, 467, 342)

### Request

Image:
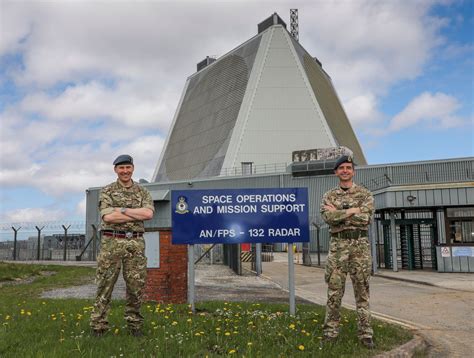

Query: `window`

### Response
(241, 162, 253, 175)
(449, 220, 474, 244)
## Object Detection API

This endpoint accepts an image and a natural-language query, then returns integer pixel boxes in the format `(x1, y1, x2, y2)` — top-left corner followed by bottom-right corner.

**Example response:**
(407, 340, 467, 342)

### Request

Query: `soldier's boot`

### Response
(129, 328, 143, 337)
(360, 337, 375, 349)
(91, 328, 108, 337)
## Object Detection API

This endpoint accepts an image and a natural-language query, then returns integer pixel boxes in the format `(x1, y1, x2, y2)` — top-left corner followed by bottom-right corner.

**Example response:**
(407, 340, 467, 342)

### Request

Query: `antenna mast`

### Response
(290, 9, 299, 42)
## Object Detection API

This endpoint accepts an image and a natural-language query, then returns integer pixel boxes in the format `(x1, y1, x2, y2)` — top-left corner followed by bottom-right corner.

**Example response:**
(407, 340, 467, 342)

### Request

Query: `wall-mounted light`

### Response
(407, 195, 417, 205)
(188, 182, 193, 187)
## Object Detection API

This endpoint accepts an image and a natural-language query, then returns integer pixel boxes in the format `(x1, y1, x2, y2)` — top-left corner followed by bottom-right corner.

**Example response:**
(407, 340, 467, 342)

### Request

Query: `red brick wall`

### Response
(144, 229, 188, 303)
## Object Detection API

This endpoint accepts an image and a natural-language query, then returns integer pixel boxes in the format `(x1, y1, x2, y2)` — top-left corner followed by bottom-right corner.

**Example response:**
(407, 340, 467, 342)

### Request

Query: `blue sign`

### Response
(171, 188, 309, 244)
(452, 247, 474, 257)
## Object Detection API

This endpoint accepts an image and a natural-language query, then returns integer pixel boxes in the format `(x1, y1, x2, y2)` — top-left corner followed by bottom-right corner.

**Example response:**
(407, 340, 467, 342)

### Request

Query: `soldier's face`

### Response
(114, 164, 134, 184)
(334, 163, 354, 182)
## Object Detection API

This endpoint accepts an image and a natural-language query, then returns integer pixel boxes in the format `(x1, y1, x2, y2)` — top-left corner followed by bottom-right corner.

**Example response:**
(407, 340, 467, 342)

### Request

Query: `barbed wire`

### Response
(0, 221, 86, 231)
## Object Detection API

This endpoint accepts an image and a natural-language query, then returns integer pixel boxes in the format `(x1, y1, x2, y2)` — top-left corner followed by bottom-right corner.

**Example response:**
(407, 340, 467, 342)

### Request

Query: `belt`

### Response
(102, 230, 144, 239)
(332, 230, 368, 239)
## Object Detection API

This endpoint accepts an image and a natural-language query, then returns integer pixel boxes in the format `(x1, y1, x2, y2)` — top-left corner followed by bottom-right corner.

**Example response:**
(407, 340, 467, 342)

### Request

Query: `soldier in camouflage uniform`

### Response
(90, 154, 154, 337)
(320, 155, 375, 348)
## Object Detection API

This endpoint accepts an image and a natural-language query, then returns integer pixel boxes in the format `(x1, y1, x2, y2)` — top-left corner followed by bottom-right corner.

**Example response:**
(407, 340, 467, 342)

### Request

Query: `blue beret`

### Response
(113, 154, 133, 166)
(334, 155, 355, 170)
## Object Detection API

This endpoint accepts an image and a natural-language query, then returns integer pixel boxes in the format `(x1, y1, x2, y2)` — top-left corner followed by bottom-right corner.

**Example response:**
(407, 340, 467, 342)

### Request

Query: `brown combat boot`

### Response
(360, 337, 375, 349)
(129, 328, 143, 337)
(91, 328, 107, 337)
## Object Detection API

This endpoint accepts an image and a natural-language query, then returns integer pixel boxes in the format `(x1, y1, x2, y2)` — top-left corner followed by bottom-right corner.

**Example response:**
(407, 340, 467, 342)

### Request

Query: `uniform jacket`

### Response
(320, 183, 374, 233)
(99, 180, 154, 232)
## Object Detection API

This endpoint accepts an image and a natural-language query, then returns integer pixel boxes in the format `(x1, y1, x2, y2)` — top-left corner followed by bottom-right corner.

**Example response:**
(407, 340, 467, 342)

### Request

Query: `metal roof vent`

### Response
(197, 56, 216, 72)
(258, 12, 287, 34)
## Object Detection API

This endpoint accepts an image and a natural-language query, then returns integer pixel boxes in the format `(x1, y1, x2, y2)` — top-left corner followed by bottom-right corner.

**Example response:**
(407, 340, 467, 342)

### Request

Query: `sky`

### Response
(0, 0, 473, 237)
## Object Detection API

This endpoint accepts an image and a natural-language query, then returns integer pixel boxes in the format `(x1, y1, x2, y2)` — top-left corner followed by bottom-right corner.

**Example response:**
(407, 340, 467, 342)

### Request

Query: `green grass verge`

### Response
(0, 262, 413, 357)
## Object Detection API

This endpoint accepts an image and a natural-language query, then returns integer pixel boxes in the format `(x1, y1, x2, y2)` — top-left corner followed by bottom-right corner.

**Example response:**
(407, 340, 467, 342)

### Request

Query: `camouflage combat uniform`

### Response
(320, 183, 374, 339)
(90, 180, 154, 332)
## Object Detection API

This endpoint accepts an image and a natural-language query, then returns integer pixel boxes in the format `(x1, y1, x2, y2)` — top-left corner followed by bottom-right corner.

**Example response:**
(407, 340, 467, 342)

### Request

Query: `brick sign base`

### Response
(144, 229, 187, 303)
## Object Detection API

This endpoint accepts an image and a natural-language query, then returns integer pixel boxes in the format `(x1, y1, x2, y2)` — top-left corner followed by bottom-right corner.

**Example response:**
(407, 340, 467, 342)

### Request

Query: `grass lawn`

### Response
(0, 262, 413, 357)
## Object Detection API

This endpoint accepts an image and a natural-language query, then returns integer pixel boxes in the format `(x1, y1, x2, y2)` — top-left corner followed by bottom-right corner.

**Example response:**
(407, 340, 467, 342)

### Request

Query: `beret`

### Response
(113, 154, 134, 166)
(334, 155, 355, 170)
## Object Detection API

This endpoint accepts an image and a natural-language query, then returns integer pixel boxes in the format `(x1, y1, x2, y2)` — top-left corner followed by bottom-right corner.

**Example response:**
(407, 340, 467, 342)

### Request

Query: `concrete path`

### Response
(261, 261, 474, 357)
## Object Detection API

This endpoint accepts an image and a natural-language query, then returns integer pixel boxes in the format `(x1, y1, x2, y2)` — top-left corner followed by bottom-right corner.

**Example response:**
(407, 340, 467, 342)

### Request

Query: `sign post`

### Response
(188, 244, 195, 313)
(172, 188, 309, 315)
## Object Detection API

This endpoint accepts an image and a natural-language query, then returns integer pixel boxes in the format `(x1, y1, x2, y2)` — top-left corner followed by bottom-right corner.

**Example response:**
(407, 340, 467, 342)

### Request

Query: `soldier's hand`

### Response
(346, 207, 361, 215)
(324, 204, 337, 212)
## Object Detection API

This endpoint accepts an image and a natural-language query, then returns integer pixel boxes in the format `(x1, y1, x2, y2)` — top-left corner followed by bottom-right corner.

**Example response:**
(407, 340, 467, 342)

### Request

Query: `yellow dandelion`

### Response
(114, 328, 119, 335)
(172, 321, 178, 326)
(233, 331, 238, 334)
(187, 318, 192, 323)
(313, 319, 318, 323)
(216, 327, 221, 331)
(225, 332, 231, 336)
(247, 342, 253, 346)
(228, 349, 236, 354)
(195, 332, 201, 336)
(306, 332, 310, 336)
(27, 312, 32, 316)
(298, 344, 305, 351)
(52, 317, 57, 321)
(42, 302, 46, 305)
(199, 313, 206, 316)
(248, 321, 253, 325)
(289, 324, 295, 329)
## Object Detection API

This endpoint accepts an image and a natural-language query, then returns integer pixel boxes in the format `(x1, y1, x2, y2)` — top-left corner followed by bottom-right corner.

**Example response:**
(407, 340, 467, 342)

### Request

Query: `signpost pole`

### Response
(188, 244, 195, 313)
(288, 245, 296, 315)
(255, 243, 262, 275)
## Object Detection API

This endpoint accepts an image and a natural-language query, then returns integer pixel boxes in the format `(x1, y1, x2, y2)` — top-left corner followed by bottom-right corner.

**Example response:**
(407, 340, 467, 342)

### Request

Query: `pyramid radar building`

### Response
(152, 13, 366, 182)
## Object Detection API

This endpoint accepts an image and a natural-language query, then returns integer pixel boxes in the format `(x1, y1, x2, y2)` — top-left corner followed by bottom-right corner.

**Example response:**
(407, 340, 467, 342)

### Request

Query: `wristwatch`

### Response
(120, 207, 127, 214)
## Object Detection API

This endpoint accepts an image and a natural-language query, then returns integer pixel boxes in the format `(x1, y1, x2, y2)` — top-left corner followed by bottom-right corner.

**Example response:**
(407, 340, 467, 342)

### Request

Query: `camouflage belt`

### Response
(102, 230, 144, 239)
(332, 230, 368, 239)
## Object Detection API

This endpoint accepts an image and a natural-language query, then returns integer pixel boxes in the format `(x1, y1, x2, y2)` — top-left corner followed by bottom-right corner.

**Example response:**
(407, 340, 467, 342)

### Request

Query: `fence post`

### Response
(62, 225, 71, 261)
(92, 224, 98, 261)
(35, 226, 44, 260)
(12, 226, 21, 261)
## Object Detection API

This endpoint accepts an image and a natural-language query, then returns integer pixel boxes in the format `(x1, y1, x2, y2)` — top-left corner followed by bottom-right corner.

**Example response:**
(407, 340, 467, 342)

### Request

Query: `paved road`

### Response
(261, 261, 474, 357)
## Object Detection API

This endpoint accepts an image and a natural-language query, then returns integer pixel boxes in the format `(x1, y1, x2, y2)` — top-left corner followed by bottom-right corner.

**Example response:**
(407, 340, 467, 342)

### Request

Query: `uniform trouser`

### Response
(323, 236, 373, 339)
(90, 236, 147, 331)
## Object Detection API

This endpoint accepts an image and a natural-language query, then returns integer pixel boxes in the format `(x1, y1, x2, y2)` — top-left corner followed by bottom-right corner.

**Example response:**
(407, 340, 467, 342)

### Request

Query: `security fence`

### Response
(0, 223, 98, 262)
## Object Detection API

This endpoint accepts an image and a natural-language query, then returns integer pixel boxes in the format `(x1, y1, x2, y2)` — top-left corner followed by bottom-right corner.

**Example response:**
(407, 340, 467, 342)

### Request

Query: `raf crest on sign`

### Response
(175, 196, 189, 214)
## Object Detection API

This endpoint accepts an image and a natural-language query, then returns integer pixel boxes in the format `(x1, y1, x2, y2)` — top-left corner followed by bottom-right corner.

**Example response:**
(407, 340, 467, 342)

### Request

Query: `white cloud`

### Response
(344, 94, 383, 125)
(388, 92, 463, 131)
(19, 81, 176, 130)
(76, 196, 87, 216)
(3, 208, 66, 223)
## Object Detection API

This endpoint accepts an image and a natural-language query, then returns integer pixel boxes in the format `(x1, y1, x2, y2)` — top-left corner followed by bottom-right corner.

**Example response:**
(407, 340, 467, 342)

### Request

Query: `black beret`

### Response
(334, 155, 355, 170)
(113, 154, 134, 166)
